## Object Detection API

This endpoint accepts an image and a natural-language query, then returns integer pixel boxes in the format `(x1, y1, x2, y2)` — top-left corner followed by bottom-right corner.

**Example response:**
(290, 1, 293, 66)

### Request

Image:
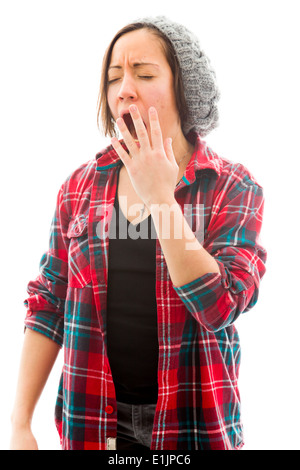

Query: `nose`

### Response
(117, 74, 138, 102)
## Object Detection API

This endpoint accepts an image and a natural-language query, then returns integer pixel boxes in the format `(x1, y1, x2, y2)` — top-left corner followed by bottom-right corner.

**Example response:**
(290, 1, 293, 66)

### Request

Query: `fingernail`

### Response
(129, 105, 137, 112)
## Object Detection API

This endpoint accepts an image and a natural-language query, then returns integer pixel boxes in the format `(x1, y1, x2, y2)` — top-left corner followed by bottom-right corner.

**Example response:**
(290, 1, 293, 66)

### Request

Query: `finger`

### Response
(164, 137, 176, 163)
(111, 137, 132, 168)
(149, 107, 164, 150)
(129, 105, 150, 150)
(116, 117, 139, 157)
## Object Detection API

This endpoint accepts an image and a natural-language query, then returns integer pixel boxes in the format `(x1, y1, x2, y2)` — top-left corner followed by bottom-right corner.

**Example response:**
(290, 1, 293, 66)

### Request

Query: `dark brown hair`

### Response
(96, 22, 187, 137)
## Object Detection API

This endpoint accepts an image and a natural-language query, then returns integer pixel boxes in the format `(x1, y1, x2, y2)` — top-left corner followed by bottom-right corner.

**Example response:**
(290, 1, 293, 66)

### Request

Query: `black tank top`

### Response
(106, 167, 159, 404)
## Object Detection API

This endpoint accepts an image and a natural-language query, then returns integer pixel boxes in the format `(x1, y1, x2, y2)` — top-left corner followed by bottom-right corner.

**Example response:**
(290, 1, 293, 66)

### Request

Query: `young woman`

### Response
(11, 16, 267, 450)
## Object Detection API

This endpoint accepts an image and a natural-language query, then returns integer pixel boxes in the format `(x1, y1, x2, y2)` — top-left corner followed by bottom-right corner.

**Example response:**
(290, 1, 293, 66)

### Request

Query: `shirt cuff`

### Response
(24, 296, 64, 347)
(172, 260, 235, 332)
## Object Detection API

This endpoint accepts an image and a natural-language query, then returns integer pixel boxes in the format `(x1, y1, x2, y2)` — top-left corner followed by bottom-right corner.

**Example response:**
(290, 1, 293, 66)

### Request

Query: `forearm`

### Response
(11, 328, 60, 428)
(150, 197, 220, 287)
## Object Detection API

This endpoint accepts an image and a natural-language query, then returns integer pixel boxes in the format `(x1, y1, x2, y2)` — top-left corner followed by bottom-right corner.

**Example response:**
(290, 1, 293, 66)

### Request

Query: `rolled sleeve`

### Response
(173, 269, 233, 332)
(24, 185, 69, 347)
(24, 306, 64, 348)
(174, 177, 267, 332)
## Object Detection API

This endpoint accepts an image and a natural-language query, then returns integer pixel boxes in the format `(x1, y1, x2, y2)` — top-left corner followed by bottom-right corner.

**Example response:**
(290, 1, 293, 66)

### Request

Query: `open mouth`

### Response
(121, 112, 147, 141)
(122, 113, 137, 139)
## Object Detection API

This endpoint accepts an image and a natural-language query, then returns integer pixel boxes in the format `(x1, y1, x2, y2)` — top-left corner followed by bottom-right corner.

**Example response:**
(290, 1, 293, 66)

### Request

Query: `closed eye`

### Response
(107, 75, 154, 85)
(108, 78, 120, 84)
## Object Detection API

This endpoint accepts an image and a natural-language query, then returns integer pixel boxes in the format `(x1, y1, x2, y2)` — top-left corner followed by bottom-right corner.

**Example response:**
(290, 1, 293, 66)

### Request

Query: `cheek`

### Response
(151, 92, 180, 137)
(153, 93, 178, 123)
(151, 83, 177, 112)
(151, 95, 170, 116)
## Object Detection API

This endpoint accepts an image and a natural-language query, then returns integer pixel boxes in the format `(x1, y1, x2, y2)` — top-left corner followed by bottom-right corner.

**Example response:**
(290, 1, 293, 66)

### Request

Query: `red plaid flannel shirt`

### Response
(24, 134, 267, 450)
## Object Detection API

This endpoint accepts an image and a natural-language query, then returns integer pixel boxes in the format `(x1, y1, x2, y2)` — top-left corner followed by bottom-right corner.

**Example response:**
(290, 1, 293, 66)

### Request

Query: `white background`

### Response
(1, 0, 299, 450)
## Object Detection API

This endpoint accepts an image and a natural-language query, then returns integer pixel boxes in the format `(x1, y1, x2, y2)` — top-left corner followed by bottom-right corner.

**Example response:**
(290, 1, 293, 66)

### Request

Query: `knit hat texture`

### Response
(134, 16, 220, 137)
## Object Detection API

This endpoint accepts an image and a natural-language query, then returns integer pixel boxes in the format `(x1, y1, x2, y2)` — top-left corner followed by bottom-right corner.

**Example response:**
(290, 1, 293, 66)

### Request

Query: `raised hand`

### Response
(111, 105, 179, 209)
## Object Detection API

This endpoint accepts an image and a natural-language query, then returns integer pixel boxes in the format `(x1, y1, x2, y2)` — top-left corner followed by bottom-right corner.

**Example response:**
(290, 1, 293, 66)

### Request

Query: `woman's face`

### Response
(107, 28, 182, 144)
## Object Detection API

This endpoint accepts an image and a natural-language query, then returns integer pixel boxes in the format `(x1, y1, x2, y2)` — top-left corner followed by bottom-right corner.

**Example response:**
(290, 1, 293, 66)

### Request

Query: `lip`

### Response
(119, 109, 131, 120)
(119, 109, 147, 130)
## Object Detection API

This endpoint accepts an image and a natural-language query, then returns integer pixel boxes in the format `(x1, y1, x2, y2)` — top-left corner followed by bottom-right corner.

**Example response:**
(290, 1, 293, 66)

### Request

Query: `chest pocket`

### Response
(67, 215, 92, 288)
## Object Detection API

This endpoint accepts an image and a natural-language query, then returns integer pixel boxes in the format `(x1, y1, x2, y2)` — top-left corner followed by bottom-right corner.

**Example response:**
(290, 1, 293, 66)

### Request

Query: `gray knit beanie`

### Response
(134, 16, 220, 137)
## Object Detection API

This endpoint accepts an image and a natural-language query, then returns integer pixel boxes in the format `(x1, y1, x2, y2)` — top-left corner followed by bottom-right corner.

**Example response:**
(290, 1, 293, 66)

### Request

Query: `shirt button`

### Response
(105, 405, 114, 414)
(27, 309, 32, 317)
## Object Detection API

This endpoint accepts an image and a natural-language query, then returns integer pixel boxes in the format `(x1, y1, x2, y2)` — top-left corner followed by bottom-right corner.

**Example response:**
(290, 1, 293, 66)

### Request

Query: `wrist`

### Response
(11, 410, 33, 430)
(148, 194, 177, 211)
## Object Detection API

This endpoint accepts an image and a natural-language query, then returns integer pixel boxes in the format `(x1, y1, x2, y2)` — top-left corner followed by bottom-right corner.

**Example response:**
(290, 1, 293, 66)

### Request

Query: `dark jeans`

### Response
(117, 401, 156, 450)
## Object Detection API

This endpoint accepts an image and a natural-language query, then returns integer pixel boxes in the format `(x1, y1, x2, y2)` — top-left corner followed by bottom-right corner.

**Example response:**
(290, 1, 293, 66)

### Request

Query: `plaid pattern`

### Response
(24, 134, 267, 450)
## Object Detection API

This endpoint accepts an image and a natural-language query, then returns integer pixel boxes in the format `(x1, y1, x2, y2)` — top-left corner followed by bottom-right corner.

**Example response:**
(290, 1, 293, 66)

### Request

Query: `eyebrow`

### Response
(108, 62, 160, 71)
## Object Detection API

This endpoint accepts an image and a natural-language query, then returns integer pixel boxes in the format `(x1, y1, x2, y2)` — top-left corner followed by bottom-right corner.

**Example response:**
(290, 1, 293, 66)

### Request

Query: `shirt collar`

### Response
(95, 133, 223, 180)
(183, 132, 223, 184)
(95, 144, 121, 171)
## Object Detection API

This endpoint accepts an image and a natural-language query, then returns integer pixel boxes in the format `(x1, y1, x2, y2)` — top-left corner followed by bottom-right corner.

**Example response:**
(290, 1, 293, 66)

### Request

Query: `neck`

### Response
(172, 128, 194, 166)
